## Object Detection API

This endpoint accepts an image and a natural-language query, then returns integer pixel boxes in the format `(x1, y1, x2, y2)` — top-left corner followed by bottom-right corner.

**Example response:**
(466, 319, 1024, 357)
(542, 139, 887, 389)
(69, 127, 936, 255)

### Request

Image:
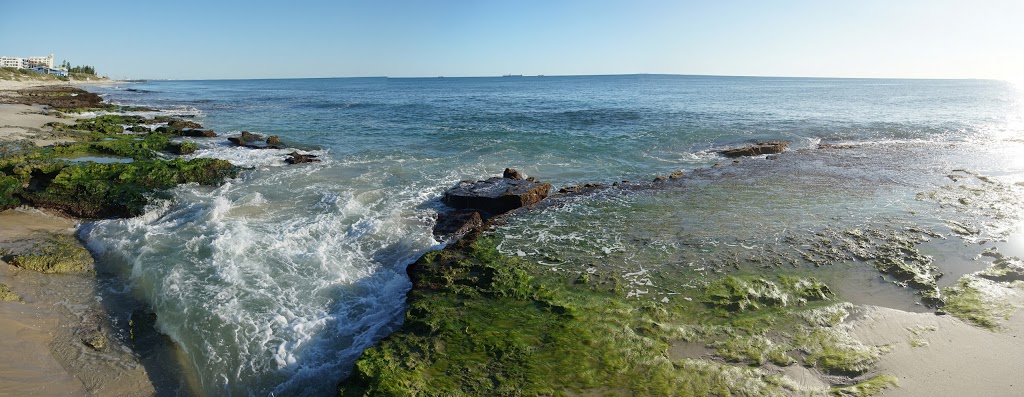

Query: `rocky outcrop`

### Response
(720, 141, 789, 158)
(229, 132, 283, 149)
(4, 86, 104, 109)
(442, 170, 551, 216)
(285, 151, 320, 164)
(227, 131, 263, 146)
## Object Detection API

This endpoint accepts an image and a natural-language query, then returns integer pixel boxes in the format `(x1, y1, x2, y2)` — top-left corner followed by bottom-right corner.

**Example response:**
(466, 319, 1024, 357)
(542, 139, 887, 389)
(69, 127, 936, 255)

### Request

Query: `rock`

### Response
(503, 168, 524, 180)
(720, 141, 790, 158)
(286, 151, 320, 164)
(266, 135, 281, 146)
(433, 210, 483, 237)
(177, 128, 217, 138)
(669, 170, 684, 179)
(128, 125, 151, 133)
(167, 120, 202, 129)
(442, 173, 551, 215)
(227, 131, 263, 146)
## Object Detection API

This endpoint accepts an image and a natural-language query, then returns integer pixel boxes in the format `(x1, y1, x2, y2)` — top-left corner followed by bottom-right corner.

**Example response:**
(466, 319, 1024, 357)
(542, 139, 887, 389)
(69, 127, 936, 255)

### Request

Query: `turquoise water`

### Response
(80, 75, 1023, 395)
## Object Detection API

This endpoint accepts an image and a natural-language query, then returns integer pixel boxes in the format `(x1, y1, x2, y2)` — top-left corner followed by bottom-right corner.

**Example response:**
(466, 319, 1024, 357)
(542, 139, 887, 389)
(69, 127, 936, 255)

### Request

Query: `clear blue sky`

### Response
(2, 0, 1022, 80)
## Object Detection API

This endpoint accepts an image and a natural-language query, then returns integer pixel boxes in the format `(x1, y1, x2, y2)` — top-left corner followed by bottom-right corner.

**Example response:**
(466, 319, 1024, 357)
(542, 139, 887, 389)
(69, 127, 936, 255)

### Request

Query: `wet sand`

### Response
(850, 301, 1024, 396)
(0, 208, 157, 397)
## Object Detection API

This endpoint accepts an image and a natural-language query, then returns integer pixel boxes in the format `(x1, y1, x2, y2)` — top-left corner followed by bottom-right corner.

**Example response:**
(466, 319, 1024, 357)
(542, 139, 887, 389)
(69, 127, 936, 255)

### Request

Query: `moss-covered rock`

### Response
(0, 283, 21, 302)
(1, 139, 238, 218)
(9, 234, 93, 274)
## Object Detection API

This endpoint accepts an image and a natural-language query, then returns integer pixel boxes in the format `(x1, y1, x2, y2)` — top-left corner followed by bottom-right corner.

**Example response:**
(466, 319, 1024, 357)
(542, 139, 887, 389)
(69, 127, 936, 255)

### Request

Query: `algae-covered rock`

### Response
(9, 234, 94, 274)
(0, 283, 21, 302)
(720, 141, 789, 158)
(830, 375, 899, 397)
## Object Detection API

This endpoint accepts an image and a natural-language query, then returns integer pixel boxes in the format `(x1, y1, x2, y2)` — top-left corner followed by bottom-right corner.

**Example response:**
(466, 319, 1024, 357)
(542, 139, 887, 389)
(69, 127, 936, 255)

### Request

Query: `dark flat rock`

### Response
(442, 175, 550, 215)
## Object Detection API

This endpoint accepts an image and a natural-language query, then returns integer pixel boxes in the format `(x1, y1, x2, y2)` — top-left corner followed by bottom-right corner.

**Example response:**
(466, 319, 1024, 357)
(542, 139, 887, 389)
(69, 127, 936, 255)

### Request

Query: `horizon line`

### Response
(120, 72, 1006, 83)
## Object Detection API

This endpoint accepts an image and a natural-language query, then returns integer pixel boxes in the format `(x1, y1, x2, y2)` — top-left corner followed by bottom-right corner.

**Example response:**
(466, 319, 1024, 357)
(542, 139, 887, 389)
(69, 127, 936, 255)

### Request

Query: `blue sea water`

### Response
(80, 75, 1023, 395)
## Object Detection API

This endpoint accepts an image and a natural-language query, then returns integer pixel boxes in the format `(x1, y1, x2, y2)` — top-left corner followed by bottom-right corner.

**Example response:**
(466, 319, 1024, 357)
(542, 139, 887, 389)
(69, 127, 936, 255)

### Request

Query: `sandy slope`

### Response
(849, 301, 1024, 396)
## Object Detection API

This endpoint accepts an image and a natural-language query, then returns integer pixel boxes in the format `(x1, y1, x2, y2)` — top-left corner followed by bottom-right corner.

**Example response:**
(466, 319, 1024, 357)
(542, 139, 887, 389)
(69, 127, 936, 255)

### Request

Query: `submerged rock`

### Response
(720, 141, 790, 158)
(285, 151, 320, 164)
(442, 172, 551, 216)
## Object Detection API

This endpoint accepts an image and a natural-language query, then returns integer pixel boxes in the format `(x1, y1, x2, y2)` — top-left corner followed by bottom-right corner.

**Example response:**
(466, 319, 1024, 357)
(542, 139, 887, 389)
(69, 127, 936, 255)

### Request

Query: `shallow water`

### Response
(82, 76, 1024, 395)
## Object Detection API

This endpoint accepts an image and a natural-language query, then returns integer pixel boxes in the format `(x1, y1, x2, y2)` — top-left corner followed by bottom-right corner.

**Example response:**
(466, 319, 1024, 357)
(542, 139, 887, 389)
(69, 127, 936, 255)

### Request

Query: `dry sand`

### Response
(0, 80, 92, 146)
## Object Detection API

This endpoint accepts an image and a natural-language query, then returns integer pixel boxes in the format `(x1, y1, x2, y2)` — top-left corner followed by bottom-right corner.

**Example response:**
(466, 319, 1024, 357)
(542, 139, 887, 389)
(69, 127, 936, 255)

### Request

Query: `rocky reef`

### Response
(0, 112, 238, 218)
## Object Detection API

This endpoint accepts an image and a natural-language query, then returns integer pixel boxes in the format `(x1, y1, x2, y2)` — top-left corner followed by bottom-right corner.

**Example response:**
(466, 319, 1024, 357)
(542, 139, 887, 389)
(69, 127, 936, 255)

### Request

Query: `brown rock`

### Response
(720, 141, 789, 158)
(266, 135, 281, 146)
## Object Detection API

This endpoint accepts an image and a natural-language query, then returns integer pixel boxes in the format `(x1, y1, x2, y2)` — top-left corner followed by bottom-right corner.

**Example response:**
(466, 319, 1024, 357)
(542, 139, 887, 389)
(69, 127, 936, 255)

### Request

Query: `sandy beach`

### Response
(1, 79, 158, 396)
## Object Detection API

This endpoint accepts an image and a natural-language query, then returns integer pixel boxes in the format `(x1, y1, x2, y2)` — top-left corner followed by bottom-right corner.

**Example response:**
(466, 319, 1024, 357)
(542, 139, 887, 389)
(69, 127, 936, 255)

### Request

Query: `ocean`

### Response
(80, 75, 1023, 395)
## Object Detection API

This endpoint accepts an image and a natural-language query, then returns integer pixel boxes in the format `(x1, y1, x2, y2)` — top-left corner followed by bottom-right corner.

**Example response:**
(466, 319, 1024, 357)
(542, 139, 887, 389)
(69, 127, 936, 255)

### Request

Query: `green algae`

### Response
(830, 375, 898, 397)
(942, 276, 1013, 330)
(340, 238, 808, 396)
(0, 283, 20, 302)
(9, 234, 93, 274)
(702, 275, 833, 313)
(340, 236, 895, 396)
(710, 333, 794, 366)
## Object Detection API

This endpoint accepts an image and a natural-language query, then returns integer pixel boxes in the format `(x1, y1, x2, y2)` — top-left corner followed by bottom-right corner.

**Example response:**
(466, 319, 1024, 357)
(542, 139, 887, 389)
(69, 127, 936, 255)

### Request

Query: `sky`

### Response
(1, 0, 1022, 81)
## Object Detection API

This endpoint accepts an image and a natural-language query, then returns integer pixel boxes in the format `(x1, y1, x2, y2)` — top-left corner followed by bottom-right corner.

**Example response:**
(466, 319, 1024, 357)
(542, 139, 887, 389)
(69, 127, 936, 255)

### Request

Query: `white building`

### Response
(0, 57, 27, 69)
(26, 54, 54, 69)
(2, 53, 55, 69)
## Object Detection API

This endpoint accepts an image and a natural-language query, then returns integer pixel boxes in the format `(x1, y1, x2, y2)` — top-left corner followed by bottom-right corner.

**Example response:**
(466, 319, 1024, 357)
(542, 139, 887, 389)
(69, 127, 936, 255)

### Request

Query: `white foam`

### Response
(81, 157, 441, 395)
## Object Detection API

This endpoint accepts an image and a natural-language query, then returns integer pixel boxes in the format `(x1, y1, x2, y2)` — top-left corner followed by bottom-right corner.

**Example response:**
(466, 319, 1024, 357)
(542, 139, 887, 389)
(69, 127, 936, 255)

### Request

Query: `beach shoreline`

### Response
(3, 77, 1023, 396)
